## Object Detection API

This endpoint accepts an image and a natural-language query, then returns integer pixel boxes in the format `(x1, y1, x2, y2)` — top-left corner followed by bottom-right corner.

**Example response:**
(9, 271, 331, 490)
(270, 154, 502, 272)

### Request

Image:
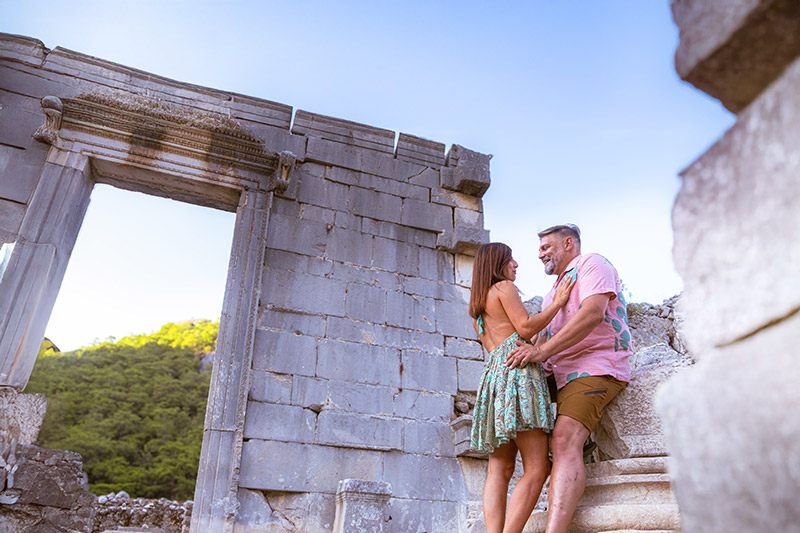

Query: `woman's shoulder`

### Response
(491, 280, 517, 292)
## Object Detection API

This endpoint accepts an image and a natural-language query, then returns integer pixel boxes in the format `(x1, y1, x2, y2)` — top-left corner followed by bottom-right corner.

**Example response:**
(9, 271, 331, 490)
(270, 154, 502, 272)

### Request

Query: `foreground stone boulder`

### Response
(595, 343, 692, 460)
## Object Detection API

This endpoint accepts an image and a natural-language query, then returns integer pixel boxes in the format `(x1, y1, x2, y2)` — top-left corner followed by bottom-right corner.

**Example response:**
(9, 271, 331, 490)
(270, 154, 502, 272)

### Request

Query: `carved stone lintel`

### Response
(32, 96, 63, 145)
(272, 151, 297, 193)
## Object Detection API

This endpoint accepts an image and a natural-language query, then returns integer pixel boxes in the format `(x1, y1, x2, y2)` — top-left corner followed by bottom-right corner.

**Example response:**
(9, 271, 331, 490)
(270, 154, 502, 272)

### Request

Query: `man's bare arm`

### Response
(505, 293, 611, 368)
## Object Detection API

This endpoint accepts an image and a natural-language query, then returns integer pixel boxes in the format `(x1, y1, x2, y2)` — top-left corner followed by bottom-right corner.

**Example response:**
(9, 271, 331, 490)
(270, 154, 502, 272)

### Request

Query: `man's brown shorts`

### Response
(556, 375, 627, 433)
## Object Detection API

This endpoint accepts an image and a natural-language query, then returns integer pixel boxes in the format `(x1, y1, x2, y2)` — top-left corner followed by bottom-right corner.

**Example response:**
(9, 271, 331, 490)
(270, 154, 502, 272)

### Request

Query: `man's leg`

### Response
(545, 415, 589, 533)
(545, 375, 626, 533)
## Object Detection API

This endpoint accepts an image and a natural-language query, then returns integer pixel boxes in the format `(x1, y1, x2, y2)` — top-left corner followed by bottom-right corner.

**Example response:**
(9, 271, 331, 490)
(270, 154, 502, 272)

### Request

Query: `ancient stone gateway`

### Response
(0, 33, 492, 531)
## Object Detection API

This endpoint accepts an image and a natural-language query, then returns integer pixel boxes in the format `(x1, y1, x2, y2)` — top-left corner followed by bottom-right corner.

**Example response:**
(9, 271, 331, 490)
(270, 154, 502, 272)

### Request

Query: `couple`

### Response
(468, 224, 632, 533)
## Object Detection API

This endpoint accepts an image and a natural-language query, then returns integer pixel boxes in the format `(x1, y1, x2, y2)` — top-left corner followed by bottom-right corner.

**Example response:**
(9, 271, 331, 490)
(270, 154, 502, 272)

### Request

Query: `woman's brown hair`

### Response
(469, 242, 513, 319)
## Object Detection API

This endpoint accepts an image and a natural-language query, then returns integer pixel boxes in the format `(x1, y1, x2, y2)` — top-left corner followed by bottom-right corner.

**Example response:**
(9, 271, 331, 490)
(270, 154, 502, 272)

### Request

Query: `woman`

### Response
(469, 242, 573, 533)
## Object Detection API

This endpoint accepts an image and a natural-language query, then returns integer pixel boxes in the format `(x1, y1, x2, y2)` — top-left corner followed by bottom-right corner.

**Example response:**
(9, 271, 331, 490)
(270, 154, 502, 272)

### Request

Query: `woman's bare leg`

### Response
(502, 429, 551, 533)
(484, 440, 518, 533)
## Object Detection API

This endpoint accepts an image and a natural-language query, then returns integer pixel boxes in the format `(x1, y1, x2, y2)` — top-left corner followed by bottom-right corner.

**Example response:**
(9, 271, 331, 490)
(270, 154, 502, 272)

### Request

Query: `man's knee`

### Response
(551, 416, 589, 456)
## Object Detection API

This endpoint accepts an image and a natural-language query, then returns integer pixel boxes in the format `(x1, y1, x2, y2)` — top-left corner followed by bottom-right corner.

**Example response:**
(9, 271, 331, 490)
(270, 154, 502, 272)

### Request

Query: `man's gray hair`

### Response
(538, 224, 581, 246)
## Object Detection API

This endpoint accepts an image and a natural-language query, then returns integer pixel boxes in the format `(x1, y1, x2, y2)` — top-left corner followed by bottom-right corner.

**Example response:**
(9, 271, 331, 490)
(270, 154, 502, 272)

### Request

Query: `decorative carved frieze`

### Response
(60, 95, 279, 178)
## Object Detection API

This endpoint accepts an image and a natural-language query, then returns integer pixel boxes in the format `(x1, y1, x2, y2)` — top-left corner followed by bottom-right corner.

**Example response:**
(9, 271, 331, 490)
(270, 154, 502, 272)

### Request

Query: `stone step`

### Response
(581, 473, 676, 507)
(526, 503, 680, 532)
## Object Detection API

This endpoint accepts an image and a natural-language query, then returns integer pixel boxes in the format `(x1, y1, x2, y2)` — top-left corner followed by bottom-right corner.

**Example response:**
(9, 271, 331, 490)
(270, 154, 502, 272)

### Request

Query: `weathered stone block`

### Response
(419, 245, 445, 281)
(436, 299, 478, 339)
(362, 217, 436, 247)
(265, 248, 333, 277)
(408, 167, 440, 188)
(387, 498, 458, 533)
(445, 337, 484, 360)
(457, 359, 485, 394)
(0, 391, 47, 446)
(455, 253, 475, 288)
(437, 224, 490, 256)
(0, 34, 48, 65)
(235, 489, 336, 533)
(394, 390, 453, 422)
(371, 237, 419, 277)
(243, 401, 316, 443)
(382, 452, 465, 500)
(432, 188, 483, 211)
(657, 311, 800, 533)
(305, 136, 430, 183)
(326, 227, 374, 267)
(400, 197, 453, 233)
(249, 370, 292, 404)
(316, 339, 400, 387)
(325, 381, 394, 416)
(256, 308, 327, 337)
(386, 291, 435, 332)
(265, 212, 327, 257)
(350, 186, 401, 224)
(325, 165, 429, 202)
(330, 261, 401, 291)
(316, 411, 401, 451)
(261, 268, 346, 317)
(292, 110, 395, 154)
(673, 55, 800, 354)
(672, 0, 800, 113)
(401, 351, 457, 394)
(325, 317, 444, 355)
(298, 204, 336, 226)
(595, 343, 693, 459)
(9, 444, 94, 515)
(251, 328, 317, 376)
(401, 275, 456, 300)
(442, 144, 491, 197)
(333, 479, 392, 533)
(334, 209, 362, 231)
(291, 375, 328, 411)
(0, 198, 24, 238)
(295, 167, 350, 211)
(240, 440, 384, 493)
(395, 133, 446, 168)
(403, 419, 455, 456)
(0, 145, 37, 203)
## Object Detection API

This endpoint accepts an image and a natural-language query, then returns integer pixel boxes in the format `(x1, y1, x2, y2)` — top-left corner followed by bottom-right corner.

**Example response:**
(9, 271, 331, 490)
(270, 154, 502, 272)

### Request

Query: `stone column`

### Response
(332, 479, 392, 533)
(0, 136, 92, 390)
(190, 188, 272, 533)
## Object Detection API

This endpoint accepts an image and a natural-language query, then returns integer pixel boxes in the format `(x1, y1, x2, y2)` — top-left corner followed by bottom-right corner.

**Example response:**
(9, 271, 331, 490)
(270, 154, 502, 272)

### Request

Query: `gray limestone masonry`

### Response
(0, 31, 494, 532)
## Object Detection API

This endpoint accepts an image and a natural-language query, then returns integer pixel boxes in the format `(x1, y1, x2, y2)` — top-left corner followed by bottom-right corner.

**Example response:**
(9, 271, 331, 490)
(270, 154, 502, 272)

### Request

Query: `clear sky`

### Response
(1, 1, 734, 351)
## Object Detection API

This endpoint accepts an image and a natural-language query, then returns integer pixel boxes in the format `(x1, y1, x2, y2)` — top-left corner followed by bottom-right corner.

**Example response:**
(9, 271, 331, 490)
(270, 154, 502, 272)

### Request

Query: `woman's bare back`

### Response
(476, 281, 520, 352)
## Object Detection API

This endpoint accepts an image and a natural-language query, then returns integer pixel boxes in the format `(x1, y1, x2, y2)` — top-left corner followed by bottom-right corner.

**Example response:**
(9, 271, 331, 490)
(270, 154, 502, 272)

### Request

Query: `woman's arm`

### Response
(504, 293, 610, 368)
(496, 277, 574, 339)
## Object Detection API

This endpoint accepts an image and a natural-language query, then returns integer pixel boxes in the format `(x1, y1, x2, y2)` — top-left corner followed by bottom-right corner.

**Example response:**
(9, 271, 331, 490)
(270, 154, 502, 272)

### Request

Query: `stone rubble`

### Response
(91, 492, 191, 533)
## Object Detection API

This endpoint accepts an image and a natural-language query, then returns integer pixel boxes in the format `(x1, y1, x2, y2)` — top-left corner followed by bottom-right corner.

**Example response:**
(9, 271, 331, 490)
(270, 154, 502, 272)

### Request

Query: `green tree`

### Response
(25, 321, 216, 500)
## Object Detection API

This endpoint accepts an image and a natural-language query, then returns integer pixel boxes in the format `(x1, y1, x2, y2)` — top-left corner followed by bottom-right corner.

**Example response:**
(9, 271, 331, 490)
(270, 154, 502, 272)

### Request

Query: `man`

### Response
(504, 224, 632, 533)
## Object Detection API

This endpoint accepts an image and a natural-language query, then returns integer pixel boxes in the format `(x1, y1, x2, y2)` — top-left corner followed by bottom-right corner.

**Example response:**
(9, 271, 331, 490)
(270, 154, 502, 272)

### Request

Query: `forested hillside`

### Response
(24, 320, 217, 500)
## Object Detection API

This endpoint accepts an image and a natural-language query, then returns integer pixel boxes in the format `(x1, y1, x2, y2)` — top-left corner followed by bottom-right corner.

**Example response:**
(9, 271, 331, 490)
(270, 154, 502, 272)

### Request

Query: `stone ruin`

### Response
(2, 0, 800, 530)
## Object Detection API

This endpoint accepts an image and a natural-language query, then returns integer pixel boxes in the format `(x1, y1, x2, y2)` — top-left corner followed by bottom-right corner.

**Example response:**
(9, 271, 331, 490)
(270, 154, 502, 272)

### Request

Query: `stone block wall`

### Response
(0, 33, 493, 531)
(236, 91, 492, 533)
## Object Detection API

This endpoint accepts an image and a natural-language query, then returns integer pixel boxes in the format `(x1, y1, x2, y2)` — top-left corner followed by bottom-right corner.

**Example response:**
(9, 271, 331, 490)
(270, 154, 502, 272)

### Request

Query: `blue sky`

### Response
(1, 1, 734, 351)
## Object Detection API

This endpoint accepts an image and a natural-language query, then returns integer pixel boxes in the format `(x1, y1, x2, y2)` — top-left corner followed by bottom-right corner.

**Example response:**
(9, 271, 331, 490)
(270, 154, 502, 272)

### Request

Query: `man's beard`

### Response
(543, 260, 556, 275)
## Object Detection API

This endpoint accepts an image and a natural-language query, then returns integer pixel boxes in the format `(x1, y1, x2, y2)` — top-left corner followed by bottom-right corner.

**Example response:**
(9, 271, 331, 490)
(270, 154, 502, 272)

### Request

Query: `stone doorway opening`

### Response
(24, 182, 235, 502)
